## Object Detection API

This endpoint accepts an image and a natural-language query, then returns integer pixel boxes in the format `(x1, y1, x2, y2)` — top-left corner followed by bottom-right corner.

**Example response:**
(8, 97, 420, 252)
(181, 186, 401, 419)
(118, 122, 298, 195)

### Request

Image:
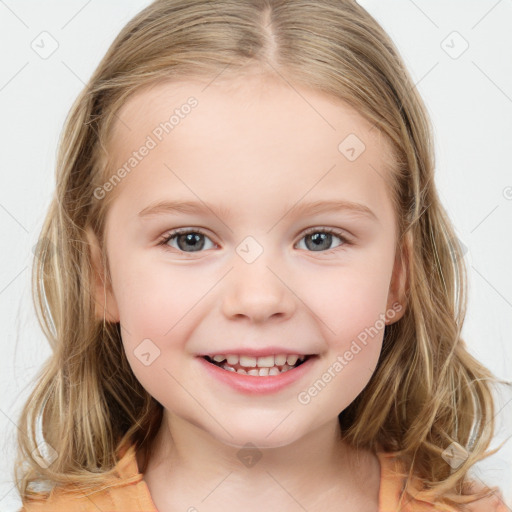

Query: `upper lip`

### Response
(198, 347, 316, 358)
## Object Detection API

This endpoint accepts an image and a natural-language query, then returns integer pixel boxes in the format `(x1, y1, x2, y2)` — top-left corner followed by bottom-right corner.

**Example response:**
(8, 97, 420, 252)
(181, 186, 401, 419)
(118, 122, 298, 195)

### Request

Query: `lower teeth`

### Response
(204, 356, 308, 376)
(221, 364, 293, 376)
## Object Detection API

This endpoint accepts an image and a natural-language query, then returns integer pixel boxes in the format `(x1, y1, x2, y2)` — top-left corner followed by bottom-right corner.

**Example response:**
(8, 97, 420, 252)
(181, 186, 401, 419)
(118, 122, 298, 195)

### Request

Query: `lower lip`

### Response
(197, 356, 318, 395)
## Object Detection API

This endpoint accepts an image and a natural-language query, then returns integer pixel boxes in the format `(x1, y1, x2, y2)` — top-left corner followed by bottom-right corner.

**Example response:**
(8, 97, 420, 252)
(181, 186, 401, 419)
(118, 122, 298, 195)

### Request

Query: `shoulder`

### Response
(376, 451, 509, 512)
(19, 440, 156, 512)
(19, 489, 104, 512)
(19, 486, 118, 512)
(19, 475, 156, 512)
(19, 478, 153, 512)
(459, 481, 510, 512)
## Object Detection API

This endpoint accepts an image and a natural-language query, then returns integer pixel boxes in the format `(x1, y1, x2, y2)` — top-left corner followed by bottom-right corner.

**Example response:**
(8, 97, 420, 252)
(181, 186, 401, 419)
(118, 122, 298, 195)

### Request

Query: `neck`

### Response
(137, 411, 381, 511)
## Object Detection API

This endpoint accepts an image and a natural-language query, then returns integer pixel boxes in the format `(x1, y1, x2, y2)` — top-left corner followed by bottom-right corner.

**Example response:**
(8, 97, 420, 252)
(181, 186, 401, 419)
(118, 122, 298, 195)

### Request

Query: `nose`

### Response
(221, 255, 296, 324)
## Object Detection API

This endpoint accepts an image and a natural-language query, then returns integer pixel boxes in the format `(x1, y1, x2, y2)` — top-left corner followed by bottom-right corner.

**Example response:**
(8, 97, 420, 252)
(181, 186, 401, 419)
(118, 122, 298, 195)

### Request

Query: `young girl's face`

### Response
(96, 74, 406, 449)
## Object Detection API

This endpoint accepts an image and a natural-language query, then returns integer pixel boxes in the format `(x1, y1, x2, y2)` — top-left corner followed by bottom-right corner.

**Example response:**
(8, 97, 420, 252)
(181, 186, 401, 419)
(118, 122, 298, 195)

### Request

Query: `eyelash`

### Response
(157, 227, 353, 255)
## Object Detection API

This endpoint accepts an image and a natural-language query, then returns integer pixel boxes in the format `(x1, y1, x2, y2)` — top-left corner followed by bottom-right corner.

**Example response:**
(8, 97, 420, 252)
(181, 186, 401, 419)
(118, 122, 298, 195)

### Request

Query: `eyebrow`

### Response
(138, 199, 378, 222)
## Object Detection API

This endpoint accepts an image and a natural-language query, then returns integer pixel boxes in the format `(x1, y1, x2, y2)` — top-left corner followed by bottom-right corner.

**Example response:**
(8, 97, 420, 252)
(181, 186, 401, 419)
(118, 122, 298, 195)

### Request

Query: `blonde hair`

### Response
(15, 0, 511, 509)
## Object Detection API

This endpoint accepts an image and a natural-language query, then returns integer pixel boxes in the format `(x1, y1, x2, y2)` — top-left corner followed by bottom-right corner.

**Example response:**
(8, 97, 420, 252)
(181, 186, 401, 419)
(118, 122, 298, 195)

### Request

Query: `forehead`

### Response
(111, 75, 391, 152)
(104, 76, 397, 225)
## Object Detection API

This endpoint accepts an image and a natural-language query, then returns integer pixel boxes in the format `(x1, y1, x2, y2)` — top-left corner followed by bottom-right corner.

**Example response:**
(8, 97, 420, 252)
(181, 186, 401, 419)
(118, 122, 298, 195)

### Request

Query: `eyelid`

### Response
(157, 226, 355, 254)
(299, 226, 354, 244)
(157, 227, 216, 249)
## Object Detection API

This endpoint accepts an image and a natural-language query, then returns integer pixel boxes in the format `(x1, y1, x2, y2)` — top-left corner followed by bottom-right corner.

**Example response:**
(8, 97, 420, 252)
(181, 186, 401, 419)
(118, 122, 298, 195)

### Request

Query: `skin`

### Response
(87, 73, 408, 511)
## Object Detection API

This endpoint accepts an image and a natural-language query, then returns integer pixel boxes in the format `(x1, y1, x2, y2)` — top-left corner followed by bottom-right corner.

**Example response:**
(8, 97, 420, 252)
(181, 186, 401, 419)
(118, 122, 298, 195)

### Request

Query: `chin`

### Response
(211, 426, 304, 451)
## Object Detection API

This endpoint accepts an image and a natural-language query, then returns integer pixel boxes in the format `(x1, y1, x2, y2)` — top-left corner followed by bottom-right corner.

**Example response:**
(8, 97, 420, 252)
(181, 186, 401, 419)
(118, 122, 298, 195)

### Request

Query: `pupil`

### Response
(307, 233, 331, 251)
(179, 233, 204, 251)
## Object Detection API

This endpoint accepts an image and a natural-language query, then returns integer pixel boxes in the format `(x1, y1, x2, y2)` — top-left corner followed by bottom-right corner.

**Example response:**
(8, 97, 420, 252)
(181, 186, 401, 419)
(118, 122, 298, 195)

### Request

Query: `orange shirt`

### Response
(20, 440, 509, 511)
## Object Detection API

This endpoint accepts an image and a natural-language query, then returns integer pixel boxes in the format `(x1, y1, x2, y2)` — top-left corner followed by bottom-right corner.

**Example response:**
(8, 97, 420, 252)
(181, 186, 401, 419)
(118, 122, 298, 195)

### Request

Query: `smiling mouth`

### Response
(202, 354, 312, 376)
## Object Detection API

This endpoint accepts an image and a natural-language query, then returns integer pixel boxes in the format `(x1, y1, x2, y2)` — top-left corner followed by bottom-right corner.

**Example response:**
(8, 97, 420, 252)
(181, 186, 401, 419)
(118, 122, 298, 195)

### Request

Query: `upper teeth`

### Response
(211, 354, 305, 367)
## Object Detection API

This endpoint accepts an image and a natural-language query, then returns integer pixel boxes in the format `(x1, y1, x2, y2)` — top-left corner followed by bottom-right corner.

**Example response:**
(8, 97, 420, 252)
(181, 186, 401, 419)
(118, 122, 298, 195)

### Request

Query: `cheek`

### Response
(304, 264, 392, 346)
(109, 259, 198, 398)
(303, 271, 388, 410)
(110, 256, 206, 344)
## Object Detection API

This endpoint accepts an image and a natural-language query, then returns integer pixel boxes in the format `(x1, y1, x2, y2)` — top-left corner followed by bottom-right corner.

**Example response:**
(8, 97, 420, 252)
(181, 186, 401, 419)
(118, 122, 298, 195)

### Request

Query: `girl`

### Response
(14, 1, 511, 511)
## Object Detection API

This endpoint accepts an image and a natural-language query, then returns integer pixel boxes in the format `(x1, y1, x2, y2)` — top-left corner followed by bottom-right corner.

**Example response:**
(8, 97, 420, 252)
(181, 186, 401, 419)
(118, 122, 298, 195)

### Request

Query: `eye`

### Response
(158, 227, 353, 254)
(296, 227, 353, 254)
(158, 228, 215, 253)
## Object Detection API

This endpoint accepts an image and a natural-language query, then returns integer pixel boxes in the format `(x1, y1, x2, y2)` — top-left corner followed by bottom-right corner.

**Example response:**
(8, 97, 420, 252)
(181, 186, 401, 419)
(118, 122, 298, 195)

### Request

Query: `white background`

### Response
(0, 1, 511, 510)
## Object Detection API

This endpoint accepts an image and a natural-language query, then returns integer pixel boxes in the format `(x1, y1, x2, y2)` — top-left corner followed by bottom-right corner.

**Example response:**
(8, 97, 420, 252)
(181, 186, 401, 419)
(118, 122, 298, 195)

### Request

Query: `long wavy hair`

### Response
(14, 0, 511, 509)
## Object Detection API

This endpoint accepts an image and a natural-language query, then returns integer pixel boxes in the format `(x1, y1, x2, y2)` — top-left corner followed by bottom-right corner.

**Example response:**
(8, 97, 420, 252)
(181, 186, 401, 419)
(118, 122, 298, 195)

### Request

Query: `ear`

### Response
(385, 231, 410, 325)
(85, 226, 120, 323)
